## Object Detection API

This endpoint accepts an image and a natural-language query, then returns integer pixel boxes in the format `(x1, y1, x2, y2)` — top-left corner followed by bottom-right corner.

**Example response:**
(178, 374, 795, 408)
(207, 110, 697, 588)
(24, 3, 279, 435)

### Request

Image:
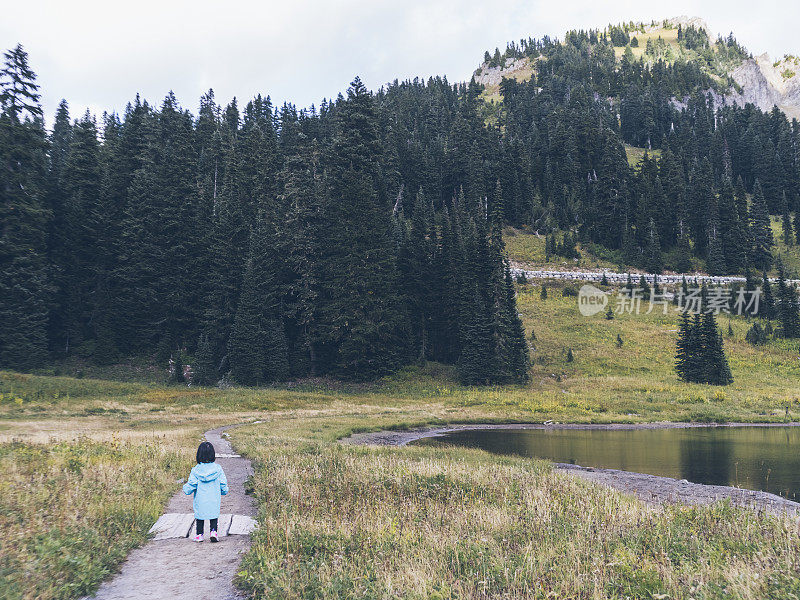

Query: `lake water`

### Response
(414, 426, 800, 501)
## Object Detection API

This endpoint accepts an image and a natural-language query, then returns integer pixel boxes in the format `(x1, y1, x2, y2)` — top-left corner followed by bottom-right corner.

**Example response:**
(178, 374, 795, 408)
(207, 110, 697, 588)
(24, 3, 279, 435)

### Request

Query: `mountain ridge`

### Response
(473, 16, 800, 120)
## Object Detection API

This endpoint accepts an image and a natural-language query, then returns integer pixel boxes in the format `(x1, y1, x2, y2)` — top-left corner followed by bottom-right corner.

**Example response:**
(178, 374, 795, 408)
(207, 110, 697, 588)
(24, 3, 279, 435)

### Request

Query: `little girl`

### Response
(183, 441, 228, 542)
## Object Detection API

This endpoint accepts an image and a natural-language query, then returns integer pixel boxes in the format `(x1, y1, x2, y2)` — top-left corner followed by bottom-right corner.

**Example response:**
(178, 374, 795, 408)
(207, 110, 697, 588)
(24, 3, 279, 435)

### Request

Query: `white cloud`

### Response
(1, 0, 798, 124)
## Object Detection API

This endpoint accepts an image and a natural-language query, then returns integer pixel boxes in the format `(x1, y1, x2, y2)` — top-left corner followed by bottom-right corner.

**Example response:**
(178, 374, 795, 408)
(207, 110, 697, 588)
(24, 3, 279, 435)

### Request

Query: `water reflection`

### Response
(414, 426, 800, 500)
(679, 432, 733, 487)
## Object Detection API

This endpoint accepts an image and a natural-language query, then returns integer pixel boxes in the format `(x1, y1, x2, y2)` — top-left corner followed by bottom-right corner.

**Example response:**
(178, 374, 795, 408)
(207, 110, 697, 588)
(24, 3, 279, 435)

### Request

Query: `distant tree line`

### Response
(0, 45, 529, 385)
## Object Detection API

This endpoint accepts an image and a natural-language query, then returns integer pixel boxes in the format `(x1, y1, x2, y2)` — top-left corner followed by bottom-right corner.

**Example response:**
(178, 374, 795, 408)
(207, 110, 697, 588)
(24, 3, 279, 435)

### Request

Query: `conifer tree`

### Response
(645, 218, 662, 274)
(749, 180, 774, 272)
(228, 213, 290, 384)
(45, 99, 71, 349)
(0, 45, 50, 369)
(676, 310, 732, 385)
(192, 332, 217, 386)
(762, 272, 775, 320)
(675, 310, 693, 382)
(700, 311, 733, 385)
(717, 177, 746, 273)
(745, 322, 767, 346)
(500, 264, 529, 382)
(318, 78, 408, 379)
(775, 258, 800, 338)
(59, 111, 103, 353)
(458, 291, 494, 385)
(638, 274, 650, 297)
(170, 349, 186, 384)
(781, 192, 793, 246)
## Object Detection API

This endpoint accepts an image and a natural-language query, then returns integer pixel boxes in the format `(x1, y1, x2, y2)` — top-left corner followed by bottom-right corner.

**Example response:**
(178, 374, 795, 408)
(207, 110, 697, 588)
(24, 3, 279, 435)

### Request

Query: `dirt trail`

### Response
(86, 425, 257, 600)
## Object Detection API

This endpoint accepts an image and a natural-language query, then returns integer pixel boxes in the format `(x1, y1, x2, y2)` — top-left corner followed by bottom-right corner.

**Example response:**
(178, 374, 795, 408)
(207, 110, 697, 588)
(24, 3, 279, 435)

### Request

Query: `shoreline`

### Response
(341, 422, 800, 517)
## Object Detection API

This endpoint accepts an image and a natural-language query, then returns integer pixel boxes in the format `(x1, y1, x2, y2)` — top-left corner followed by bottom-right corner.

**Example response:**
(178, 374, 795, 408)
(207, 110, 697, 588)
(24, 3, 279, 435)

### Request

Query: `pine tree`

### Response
(227, 264, 264, 385)
(675, 310, 693, 382)
(775, 258, 800, 338)
(622, 273, 633, 294)
(717, 177, 746, 274)
(458, 291, 494, 385)
(745, 322, 767, 346)
(781, 192, 794, 246)
(228, 213, 290, 385)
(793, 211, 800, 246)
(192, 332, 217, 386)
(699, 311, 733, 385)
(762, 271, 775, 320)
(170, 349, 185, 384)
(0, 45, 50, 369)
(705, 192, 727, 275)
(59, 111, 103, 353)
(676, 309, 732, 385)
(645, 217, 662, 274)
(638, 274, 650, 297)
(317, 78, 408, 379)
(749, 180, 774, 272)
(500, 264, 529, 382)
(0, 45, 42, 119)
(45, 99, 71, 351)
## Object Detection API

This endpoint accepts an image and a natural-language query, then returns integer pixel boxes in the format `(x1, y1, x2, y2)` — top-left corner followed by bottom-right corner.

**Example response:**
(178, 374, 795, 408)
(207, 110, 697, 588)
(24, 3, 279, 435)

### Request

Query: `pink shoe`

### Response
(209, 530, 218, 543)
(193, 534, 203, 542)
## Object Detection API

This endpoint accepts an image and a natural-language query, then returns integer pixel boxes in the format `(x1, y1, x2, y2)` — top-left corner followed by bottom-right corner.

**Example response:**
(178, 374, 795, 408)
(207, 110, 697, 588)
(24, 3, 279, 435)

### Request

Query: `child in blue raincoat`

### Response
(183, 441, 228, 542)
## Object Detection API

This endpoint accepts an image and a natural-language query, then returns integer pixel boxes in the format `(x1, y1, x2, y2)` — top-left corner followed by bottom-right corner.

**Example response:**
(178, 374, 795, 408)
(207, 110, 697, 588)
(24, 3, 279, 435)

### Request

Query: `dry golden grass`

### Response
(234, 413, 800, 599)
(0, 430, 194, 600)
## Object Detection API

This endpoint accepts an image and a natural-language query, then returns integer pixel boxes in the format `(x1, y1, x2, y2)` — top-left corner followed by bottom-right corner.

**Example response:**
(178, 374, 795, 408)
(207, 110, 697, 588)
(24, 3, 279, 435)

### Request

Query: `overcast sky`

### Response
(2, 0, 799, 126)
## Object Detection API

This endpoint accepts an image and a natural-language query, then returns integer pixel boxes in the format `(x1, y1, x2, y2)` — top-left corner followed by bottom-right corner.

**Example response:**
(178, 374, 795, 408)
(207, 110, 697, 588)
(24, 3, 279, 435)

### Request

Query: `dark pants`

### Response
(196, 518, 218, 535)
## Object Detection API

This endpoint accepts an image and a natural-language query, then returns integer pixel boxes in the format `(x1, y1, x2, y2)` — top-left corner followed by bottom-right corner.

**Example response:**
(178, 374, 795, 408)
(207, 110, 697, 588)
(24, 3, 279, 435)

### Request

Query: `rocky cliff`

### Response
(730, 54, 800, 119)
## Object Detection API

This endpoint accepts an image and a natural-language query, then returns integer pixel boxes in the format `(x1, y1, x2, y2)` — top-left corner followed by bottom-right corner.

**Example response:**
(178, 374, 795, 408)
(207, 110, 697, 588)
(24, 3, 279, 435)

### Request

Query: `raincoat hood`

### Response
(192, 462, 223, 483)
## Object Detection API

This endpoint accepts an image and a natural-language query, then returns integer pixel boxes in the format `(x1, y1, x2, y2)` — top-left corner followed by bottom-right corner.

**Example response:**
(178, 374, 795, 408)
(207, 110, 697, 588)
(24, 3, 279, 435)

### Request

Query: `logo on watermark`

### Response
(578, 284, 608, 316)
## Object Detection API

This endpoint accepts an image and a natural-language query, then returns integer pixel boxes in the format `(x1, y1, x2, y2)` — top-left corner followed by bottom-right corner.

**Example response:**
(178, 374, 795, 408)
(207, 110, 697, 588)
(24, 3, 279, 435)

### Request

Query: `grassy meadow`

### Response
(3, 278, 800, 598)
(503, 227, 627, 272)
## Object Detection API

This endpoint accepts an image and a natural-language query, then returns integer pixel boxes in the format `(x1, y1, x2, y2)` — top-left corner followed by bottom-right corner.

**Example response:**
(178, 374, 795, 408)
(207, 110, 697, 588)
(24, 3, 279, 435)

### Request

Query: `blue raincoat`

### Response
(182, 462, 228, 519)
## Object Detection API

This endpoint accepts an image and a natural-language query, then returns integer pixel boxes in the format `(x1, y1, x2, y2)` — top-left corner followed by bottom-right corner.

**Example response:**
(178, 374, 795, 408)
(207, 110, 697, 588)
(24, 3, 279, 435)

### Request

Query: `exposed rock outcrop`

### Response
(473, 57, 532, 88)
(730, 53, 800, 119)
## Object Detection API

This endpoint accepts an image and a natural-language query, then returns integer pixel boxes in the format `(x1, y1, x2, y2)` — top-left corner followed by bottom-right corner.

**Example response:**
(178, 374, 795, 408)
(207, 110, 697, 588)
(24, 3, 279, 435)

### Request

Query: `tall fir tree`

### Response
(775, 258, 800, 338)
(749, 179, 774, 272)
(0, 45, 50, 369)
(781, 192, 794, 246)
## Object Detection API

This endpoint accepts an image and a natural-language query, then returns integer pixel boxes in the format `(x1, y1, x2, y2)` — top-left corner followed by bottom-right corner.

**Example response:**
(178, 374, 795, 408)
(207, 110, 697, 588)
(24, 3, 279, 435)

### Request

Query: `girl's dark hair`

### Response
(196, 441, 216, 463)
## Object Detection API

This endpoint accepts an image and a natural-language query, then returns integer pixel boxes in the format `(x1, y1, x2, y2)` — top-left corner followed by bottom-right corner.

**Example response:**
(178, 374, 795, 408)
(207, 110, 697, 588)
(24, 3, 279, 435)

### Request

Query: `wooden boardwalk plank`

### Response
(228, 514, 256, 535)
(149, 513, 195, 540)
(217, 513, 233, 536)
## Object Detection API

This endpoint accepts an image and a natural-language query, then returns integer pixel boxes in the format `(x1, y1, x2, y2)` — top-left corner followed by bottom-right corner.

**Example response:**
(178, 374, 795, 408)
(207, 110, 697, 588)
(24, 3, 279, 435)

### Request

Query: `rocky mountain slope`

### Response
(473, 16, 800, 120)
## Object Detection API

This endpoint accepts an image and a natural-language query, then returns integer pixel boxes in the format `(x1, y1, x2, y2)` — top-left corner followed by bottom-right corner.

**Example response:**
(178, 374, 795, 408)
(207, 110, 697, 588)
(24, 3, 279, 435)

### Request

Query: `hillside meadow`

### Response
(2, 283, 800, 598)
